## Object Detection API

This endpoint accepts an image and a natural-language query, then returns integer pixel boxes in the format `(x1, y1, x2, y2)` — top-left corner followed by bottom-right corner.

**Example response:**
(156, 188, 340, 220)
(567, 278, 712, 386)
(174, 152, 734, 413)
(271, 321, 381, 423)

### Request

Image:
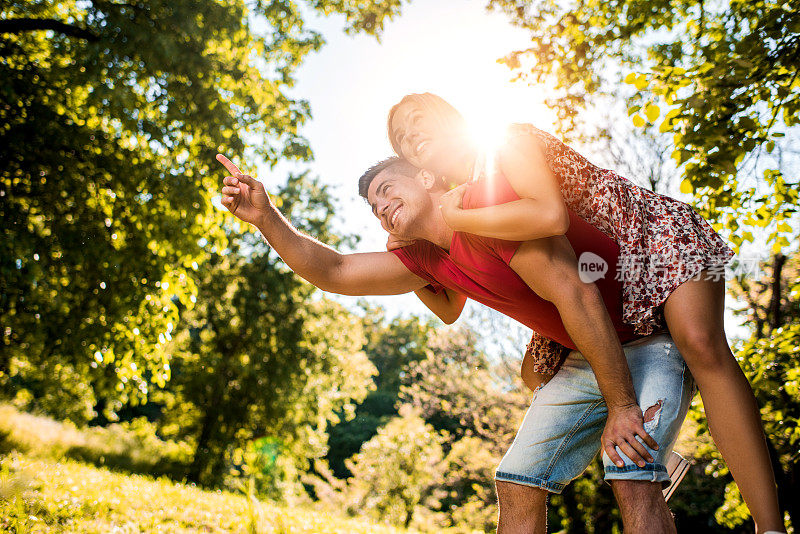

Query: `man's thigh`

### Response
(495, 350, 606, 493)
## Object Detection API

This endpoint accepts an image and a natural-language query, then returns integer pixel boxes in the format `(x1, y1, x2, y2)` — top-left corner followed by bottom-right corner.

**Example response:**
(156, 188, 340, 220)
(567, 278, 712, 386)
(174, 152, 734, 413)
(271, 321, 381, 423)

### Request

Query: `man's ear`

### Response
(416, 169, 439, 191)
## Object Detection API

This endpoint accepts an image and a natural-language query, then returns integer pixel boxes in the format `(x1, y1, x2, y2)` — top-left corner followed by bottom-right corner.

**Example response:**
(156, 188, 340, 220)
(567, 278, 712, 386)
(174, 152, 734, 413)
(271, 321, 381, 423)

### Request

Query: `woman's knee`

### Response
(672, 325, 733, 373)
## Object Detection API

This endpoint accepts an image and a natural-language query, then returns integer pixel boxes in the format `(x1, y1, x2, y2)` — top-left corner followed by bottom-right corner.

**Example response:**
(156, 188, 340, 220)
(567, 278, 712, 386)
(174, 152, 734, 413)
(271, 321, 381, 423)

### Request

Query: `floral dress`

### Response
(505, 124, 735, 374)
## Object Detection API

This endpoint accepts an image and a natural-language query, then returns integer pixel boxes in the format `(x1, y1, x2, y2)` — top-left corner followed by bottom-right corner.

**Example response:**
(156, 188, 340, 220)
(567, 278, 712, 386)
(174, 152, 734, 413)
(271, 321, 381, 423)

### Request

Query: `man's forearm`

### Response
(556, 285, 638, 408)
(255, 206, 346, 291)
(509, 238, 638, 408)
(253, 207, 425, 296)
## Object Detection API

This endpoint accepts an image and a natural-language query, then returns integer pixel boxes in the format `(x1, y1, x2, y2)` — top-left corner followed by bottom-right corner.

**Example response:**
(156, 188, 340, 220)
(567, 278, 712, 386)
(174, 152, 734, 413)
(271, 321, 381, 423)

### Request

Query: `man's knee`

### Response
(496, 480, 548, 511)
(611, 480, 675, 533)
(612, 479, 664, 503)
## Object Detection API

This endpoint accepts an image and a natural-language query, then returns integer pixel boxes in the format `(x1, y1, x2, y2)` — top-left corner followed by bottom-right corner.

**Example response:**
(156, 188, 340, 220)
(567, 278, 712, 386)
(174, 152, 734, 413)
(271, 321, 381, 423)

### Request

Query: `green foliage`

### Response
(0, 0, 402, 421)
(400, 327, 528, 447)
(326, 311, 434, 478)
(341, 405, 448, 529)
(491, 0, 799, 250)
(165, 246, 375, 491)
(0, 0, 406, 506)
(398, 328, 530, 531)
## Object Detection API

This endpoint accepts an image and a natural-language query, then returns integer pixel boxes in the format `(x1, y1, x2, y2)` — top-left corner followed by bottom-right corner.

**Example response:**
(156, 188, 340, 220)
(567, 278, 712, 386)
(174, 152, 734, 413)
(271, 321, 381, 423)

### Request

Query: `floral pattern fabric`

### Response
(507, 124, 735, 374)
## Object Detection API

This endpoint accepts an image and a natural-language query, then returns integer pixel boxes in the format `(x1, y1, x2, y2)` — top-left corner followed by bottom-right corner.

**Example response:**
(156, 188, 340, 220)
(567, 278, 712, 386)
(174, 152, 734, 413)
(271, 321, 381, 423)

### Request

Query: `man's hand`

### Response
(439, 183, 468, 229)
(603, 403, 659, 468)
(217, 154, 272, 226)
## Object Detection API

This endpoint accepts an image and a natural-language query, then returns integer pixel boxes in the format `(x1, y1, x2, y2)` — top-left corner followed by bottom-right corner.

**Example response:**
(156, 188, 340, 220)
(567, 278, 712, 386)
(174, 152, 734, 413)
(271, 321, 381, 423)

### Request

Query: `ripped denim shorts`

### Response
(495, 334, 696, 493)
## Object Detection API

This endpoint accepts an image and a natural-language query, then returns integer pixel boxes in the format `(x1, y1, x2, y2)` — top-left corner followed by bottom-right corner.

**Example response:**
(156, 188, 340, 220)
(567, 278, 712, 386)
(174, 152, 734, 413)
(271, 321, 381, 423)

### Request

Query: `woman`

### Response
(387, 92, 784, 534)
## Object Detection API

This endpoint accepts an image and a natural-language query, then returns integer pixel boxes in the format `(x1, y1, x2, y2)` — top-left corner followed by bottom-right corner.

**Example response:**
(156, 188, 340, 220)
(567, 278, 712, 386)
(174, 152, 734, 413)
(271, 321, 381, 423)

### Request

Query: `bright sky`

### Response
(268, 0, 552, 318)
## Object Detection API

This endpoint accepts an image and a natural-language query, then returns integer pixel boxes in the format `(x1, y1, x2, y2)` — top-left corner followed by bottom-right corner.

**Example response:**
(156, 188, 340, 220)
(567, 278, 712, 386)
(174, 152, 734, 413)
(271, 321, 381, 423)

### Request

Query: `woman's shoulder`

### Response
(505, 122, 558, 141)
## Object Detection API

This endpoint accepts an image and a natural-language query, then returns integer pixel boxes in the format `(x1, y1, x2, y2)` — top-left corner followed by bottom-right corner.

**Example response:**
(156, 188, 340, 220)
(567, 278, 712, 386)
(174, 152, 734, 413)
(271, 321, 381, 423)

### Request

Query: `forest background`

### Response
(1, 0, 798, 532)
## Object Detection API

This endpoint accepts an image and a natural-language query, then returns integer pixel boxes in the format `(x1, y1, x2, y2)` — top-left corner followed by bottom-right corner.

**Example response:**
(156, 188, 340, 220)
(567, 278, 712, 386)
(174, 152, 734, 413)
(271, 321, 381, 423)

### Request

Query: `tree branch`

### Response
(0, 18, 99, 42)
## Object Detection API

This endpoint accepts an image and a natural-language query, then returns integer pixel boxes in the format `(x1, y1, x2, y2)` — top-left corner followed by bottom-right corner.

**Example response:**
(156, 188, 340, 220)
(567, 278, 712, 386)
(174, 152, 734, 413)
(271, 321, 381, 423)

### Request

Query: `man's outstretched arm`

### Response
(508, 236, 658, 469)
(217, 154, 427, 296)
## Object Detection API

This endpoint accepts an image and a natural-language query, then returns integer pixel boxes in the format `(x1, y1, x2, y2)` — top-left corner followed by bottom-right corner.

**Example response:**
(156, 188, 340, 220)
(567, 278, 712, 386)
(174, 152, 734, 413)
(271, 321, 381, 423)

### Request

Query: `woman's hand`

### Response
(386, 233, 416, 251)
(439, 183, 468, 229)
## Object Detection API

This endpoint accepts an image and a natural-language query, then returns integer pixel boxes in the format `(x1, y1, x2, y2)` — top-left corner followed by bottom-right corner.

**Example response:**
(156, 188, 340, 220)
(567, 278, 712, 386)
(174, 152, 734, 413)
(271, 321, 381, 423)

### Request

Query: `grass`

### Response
(0, 452, 408, 533)
(0, 405, 409, 533)
(0, 404, 190, 479)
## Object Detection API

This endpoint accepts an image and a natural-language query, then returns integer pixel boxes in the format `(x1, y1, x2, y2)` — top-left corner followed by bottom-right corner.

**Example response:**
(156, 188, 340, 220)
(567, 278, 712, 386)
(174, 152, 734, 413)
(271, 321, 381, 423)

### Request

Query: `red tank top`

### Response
(391, 173, 639, 350)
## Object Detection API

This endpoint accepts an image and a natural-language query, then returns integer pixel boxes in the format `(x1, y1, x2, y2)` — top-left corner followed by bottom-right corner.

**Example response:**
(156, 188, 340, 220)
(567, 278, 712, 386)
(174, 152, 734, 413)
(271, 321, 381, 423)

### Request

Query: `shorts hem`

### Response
(495, 471, 566, 494)
(603, 463, 670, 484)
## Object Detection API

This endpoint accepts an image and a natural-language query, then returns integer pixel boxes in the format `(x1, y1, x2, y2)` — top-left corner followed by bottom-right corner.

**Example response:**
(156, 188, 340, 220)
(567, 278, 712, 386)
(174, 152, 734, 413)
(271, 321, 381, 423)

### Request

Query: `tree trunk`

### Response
(187, 404, 220, 485)
(768, 253, 786, 329)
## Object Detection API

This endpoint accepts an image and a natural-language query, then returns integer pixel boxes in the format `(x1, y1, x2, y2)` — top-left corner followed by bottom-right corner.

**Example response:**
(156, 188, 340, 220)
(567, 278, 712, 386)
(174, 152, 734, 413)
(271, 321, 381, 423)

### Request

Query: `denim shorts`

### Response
(495, 333, 695, 493)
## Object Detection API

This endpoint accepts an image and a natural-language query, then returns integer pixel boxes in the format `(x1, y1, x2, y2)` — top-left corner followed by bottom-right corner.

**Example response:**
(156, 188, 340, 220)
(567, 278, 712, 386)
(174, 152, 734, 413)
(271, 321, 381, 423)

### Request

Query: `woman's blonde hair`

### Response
(387, 93, 467, 157)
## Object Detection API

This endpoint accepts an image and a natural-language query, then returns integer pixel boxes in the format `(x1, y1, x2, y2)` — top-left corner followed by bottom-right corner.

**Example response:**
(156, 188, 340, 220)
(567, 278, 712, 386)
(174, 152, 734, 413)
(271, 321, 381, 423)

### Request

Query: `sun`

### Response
(443, 67, 558, 178)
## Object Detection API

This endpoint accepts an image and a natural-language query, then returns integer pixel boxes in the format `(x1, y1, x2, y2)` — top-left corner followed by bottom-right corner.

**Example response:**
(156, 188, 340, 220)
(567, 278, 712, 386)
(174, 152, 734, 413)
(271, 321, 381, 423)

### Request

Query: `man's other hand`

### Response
(216, 153, 272, 227)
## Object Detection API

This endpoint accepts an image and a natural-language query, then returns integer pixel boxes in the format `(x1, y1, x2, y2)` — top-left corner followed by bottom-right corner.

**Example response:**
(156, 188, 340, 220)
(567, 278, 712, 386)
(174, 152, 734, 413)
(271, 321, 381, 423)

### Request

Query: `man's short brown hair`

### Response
(357, 157, 419, 200)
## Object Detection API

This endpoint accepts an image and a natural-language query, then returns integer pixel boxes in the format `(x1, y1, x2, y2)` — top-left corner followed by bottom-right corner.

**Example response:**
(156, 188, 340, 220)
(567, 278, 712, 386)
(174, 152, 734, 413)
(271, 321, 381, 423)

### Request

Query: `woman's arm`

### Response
(440, 133, 570, 240)
(414, 287, 467, 324)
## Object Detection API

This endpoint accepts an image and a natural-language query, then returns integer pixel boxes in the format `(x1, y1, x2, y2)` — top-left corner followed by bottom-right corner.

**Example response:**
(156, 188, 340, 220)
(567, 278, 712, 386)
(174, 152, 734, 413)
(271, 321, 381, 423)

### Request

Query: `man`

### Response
(216, 153, 693, 534)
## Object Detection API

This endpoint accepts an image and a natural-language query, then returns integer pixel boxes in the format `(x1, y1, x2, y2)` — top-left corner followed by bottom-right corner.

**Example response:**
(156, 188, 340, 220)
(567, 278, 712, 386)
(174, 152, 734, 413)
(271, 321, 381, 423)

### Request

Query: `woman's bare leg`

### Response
(663, 273, 784, 533)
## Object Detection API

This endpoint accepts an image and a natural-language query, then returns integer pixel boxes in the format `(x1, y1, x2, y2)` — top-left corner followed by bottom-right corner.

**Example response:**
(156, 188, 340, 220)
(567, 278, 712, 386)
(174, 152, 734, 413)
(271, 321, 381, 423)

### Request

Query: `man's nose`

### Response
(376, 198, 390, 215)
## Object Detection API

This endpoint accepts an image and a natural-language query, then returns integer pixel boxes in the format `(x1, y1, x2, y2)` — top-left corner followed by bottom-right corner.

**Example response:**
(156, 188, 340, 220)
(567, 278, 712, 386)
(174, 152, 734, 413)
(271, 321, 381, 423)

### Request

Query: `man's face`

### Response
(366, 168, 434, 238)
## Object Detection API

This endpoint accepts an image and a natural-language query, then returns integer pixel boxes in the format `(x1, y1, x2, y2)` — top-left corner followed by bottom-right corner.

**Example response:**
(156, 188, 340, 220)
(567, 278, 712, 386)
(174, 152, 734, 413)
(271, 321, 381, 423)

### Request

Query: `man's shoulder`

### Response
(391, 240, 448, 294)
(392, 239, 443, 264)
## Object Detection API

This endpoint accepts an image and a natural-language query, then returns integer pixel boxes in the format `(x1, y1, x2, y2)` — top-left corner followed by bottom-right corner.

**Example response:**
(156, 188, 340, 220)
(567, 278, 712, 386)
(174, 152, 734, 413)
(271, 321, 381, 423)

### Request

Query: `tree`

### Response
(400, 327, 528, 449)
(326, 310, 434, 478)
(398, 327, 530, 531)
(341, 405, 447, 529)
(170, 249, 375, 489)
(0, 0, 403, 421)
(147, 171, 374, 491)
(489, 0, 799, 251)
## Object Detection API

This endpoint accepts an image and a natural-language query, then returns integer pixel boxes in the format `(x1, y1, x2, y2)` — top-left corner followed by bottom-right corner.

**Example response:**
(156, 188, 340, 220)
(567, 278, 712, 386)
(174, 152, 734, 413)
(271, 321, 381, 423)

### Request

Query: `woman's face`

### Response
(390, 101, 472, 179)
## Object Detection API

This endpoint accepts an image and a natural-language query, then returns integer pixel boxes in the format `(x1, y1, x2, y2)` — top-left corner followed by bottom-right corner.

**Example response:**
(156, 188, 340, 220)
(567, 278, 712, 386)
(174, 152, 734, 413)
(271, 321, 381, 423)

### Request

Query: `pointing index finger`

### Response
(216, 153, 242, 176)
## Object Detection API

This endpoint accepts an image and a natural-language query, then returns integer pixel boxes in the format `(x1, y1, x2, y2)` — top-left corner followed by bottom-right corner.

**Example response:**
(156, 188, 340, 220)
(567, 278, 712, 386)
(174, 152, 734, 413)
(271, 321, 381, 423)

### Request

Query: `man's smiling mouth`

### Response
(390, 205, 403, 229)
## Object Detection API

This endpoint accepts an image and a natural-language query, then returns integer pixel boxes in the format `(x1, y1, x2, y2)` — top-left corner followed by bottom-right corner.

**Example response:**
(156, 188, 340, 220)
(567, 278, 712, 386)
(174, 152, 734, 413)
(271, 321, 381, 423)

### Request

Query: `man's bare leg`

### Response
(496, 480, 548, 534)
(611, 480, 676, 534)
